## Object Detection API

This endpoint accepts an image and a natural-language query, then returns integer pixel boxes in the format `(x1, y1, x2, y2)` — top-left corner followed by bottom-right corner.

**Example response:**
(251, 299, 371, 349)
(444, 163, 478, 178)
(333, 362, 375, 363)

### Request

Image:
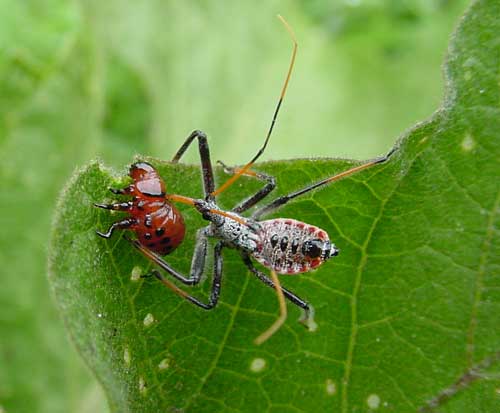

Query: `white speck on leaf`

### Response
(367, 394, 381, 409)
(131, 266, 142, 281)
(250, 358, 266, 373)
(461, 134, 476, 152)
(139, 376, 147, 395)
(124, 347, 131, 366)
(158, 358, 170, 370)
(326, 379, 336, 395)
(303, 308, 318, 332)
(143, 313, 155, 327)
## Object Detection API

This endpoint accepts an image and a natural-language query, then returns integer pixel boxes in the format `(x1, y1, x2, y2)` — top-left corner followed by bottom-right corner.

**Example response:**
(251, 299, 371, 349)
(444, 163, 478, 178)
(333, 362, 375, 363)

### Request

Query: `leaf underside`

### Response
(49, 2, 500, 412)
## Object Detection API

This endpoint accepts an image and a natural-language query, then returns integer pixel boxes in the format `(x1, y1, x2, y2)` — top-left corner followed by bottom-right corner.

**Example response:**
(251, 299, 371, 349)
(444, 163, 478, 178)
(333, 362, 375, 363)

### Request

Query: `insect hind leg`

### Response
(241, 253, 311, 323)
(254, 269, 288, 345)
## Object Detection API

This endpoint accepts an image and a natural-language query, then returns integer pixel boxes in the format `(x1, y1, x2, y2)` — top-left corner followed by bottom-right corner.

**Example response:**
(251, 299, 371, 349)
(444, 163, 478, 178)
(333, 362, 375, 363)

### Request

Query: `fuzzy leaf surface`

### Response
(49, 2, 500, 412)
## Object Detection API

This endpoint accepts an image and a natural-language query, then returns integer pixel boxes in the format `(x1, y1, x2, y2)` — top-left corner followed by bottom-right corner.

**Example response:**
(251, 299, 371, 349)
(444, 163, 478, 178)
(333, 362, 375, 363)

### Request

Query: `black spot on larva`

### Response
(291, 238, 300, 254)
(144, 232, 152, 240)
(280, 236, 288, 252)
(270, 234, 279, 248)
(164, 245, 173, 253)
(147, 242, 156, 248)
(156, 227, 165, 237)
(161, 237, 171, 245)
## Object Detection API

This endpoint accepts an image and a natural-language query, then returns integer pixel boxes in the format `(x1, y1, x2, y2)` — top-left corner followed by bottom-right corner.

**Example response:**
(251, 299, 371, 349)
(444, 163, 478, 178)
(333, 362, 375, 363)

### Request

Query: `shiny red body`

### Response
(116, 162, 185, 255)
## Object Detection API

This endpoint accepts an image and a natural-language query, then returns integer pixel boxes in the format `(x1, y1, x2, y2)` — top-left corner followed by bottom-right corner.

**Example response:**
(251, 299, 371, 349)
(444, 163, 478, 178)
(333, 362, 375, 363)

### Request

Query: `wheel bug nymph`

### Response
(118, 16, 395, 344)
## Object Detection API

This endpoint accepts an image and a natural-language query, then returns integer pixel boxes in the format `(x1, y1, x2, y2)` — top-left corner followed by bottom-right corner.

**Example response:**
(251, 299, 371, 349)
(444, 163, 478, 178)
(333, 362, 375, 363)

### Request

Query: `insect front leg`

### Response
(171, 130, 215, 199)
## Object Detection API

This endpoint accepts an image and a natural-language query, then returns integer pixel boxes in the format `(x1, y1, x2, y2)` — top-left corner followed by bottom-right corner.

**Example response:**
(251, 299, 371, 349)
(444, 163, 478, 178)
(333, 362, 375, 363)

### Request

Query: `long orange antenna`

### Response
(211, 15, 297, 197)
(167, 194, 248, 226)
(254, 269, 287, 345)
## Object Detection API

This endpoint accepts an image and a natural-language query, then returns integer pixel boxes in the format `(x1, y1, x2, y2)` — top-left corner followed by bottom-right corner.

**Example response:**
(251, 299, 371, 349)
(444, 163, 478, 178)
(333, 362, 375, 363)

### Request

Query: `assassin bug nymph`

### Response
(95, 16, 395, 343)
(117, 17, 395, 344)
(129, 135, 394, 344)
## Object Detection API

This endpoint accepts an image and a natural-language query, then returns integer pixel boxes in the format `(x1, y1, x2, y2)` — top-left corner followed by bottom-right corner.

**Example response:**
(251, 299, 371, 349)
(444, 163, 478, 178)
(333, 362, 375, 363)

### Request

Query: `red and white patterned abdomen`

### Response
(253, 218, 330, 275)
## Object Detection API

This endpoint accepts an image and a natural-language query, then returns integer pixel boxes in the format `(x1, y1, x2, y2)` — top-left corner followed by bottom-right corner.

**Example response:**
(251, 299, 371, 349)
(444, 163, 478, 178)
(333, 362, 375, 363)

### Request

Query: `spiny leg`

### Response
(94, 201, 132, 211)
(241, 253, 311, 323)
(96, 218, 136, 239)
(171, 129, 215, 200)
(125, 228, 209, 286)
(211, 16, 297, 198)
(254, 269, 287, 345)
(252, 148, 396, 219)
(217, 161, 276, 214)
(143, 241, 225, 310)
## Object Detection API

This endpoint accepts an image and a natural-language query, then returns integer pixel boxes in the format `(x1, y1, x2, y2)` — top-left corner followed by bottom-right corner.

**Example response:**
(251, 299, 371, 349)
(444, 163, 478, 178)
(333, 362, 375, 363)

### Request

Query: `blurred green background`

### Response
(0, 0, 469, 411)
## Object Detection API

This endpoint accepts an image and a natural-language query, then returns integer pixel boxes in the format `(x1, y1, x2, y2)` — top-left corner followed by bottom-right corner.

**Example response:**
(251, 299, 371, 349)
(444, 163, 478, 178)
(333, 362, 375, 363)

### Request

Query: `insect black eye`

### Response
(301, 239, 323, 258)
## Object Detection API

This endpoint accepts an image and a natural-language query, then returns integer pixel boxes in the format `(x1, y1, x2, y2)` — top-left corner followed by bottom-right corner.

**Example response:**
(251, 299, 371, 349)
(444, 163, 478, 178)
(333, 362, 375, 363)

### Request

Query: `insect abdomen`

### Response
(254, 218, 330, 274)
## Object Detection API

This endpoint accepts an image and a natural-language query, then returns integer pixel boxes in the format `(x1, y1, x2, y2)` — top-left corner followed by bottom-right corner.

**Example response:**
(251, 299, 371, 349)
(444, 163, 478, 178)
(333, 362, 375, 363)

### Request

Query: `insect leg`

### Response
(252, 148, 396, 219)
(171, 129, 215, 199)
(94, 201, 132, 211)
(241, 253, 311, 321)
(254, 269, 287, 345)
(125, 228, 209, 286)
(144, 241, 224, 310)
(217, 161, 276, 213)
(96, 218, 136, 239)
(208, 241, 224, 308)
(148, 269, 213, 310)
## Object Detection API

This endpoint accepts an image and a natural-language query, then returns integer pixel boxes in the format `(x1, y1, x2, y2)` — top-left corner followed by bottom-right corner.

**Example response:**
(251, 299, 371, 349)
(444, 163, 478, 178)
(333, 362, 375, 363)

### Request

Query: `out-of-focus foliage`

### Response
(49, 1, 500, 411)
(0, 1, 471, 412)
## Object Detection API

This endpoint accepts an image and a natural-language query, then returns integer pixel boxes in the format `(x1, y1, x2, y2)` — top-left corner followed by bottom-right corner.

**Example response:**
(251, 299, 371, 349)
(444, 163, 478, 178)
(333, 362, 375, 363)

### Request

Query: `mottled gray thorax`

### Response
(198, 201, 261, 253)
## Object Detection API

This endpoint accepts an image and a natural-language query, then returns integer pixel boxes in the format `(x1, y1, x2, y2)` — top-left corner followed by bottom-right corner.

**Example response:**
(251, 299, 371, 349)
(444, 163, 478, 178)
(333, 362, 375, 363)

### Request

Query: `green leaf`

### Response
(48, 2, 499, 413)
